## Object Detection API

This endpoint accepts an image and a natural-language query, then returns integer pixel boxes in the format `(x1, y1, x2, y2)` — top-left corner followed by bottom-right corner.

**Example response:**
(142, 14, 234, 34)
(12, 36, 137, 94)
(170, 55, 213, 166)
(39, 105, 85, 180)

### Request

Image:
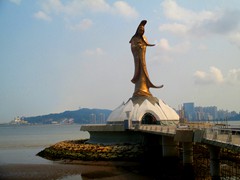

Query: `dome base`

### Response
(107, 96, 179, 126)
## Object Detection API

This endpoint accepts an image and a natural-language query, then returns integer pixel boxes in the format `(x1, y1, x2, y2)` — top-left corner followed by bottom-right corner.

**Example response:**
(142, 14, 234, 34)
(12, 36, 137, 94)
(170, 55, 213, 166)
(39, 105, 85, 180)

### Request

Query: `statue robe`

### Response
(130, 35, 161, 97)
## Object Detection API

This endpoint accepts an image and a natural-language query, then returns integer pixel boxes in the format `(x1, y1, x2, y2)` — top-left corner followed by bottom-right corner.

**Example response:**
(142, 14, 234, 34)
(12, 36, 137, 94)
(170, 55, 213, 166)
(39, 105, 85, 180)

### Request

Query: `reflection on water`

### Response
(0, 124, 89, 165)
(58, 175, 82, 180)
(0, 124, 90, 149)
(0, 147, 52, 164)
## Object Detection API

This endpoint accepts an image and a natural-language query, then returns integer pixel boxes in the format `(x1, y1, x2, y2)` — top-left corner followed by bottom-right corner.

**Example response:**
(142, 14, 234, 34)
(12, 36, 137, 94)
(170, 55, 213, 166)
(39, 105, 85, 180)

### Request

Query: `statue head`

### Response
(135, 20, 147, 36)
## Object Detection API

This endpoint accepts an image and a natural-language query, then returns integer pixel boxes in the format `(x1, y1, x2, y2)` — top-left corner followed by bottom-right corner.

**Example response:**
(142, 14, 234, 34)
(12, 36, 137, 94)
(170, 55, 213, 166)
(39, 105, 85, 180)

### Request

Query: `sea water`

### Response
(0, 124, 90, 164)
(1, 121, 239, 165)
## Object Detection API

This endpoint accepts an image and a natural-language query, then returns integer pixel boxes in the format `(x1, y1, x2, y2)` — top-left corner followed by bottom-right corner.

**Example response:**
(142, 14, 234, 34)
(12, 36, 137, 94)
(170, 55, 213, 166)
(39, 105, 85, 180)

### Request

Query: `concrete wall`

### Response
(87, 131, 144, 145)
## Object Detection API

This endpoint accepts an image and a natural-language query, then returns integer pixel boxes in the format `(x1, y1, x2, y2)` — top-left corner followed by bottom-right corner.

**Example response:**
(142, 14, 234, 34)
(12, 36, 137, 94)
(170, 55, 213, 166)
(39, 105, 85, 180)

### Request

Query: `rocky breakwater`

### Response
(37, 139, 144, 162)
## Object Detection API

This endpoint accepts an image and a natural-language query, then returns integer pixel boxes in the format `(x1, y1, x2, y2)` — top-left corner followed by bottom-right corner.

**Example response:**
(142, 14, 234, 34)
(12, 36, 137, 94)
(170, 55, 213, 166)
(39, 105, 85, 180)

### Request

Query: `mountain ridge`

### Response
(24, 108, 112, 124)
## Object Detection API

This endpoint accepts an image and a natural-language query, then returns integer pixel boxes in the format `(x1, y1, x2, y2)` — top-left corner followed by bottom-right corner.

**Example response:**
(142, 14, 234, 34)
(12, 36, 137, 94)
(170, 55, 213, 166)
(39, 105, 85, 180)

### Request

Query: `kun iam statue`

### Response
(129, 20, 163, 97)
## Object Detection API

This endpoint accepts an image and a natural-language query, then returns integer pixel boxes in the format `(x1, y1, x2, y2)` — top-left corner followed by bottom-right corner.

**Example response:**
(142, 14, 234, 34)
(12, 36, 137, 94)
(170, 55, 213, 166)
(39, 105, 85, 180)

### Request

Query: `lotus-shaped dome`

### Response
(107, 96, 179, 126)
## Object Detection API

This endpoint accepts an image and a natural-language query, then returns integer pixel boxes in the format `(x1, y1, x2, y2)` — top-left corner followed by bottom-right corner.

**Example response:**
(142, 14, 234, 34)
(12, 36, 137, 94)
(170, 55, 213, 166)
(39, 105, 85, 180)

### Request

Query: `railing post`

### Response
(208, 145, 221, 180)
(213, 130, 218, 140)
(227, 131, 232, 143)
(183, 142, 193, 165)
(182, 142, 194, 179)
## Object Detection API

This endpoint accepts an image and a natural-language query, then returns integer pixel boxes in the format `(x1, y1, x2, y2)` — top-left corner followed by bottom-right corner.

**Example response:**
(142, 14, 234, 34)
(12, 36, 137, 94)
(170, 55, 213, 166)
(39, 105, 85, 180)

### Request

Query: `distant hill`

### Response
(24, 108, 112, 124)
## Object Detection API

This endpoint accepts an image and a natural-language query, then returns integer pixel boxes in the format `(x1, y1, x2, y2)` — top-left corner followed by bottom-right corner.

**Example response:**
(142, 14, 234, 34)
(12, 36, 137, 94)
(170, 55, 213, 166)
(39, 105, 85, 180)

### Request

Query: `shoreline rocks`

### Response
(37, 139, 144, 162)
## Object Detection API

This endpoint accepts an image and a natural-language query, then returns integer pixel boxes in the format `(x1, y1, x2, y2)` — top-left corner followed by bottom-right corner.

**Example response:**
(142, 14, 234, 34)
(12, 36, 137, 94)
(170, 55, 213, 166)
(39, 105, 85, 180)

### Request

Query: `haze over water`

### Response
(0, 124, 89, 164)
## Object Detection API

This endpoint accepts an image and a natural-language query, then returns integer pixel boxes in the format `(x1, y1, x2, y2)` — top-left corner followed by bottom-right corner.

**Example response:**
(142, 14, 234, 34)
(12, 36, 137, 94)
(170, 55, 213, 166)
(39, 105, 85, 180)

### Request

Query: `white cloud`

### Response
(41, 0, 111, 16)
(113, 1, 138, 19)
(34, 11, 52, 21)
(194, 67, 223, 85)
(229, 32, 240, 49)
(210, 66, 224, 83)
(158, 38, 171, 51)
(161, 0, 215, 24)
(162, 0, 195, 23)
(84, 0, 111, 13)
(159, 23, 188, 35)
(194, 66, 240, 85)
(226, 68, 240, 85)
(157, 38, 190, 53)
(160, 0, 240, 38)
(84, 48, 105, 56)
(34, 0, 138, 31)
(41, 0, 64, 14)
(69, 19, 93, 31)
(35, 0, 137, 20)
(8, 0, 21, 5)
(198, 44, 208, 51)
(151, 38, 190, 62)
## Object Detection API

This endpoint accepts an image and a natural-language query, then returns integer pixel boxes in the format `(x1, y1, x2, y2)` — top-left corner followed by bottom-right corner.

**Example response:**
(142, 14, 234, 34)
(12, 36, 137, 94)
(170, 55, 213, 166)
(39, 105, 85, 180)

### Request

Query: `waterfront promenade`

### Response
(136, 123, 240, 152)
(82, 122, 240, 179)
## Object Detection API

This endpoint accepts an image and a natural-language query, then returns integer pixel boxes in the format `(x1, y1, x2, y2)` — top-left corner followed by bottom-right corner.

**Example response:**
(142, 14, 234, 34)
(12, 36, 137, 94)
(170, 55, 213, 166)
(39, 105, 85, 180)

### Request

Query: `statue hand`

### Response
(147, 43, 155, 46)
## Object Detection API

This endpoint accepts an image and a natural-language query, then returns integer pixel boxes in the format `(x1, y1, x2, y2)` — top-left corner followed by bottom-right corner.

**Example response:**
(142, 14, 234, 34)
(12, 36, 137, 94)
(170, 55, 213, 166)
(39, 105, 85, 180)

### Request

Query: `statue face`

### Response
(137, 26, 144, 35)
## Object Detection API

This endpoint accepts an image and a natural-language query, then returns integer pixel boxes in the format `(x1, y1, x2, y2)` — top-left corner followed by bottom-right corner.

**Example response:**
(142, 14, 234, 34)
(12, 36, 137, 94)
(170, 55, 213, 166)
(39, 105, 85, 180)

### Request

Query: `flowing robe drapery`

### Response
(130, 20, 163, 97)
(130, 35, 161, 97)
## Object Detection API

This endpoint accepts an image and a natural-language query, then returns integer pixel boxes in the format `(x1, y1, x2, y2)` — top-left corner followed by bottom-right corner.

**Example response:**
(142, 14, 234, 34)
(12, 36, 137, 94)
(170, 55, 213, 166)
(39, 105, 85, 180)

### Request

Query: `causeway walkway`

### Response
(134, 124, 240, 152)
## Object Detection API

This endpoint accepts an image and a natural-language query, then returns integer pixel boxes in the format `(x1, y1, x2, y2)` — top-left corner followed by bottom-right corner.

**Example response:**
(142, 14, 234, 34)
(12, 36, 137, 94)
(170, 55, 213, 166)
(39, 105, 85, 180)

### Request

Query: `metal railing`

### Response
(137, 124, 240, 147)
(204, 128, 240, 146)
(138, 125, 177, 134)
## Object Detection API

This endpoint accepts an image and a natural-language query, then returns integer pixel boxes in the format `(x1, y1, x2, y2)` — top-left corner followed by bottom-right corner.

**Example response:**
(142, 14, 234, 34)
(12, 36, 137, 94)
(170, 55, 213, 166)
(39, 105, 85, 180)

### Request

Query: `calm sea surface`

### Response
(0, 121, 239, 165)
(0, 124, 89, 164)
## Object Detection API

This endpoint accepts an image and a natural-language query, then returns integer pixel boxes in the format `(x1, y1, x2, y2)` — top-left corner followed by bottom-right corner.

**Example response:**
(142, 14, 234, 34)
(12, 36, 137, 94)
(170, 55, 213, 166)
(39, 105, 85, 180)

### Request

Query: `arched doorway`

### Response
(141, 113, 157, 125)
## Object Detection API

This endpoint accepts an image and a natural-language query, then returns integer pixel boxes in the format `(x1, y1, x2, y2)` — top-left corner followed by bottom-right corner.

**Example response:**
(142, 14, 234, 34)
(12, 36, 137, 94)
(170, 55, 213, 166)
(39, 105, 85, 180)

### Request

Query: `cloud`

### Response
(34, 0, 138, 31)
(40, 0, 111, 16)
(8, 0, 21, 5)
(35, 0, 138, 21)
(226, 68, 240, 85)
(194, 66, 224, 84)
(151, 38, 190, 62)
(34, 11, 52, 21)
(192, 10, 240, 36)
(157, 38, 190, 53)
(113, 1, 138, 19)
(160, 0, 240, 38)
(159, 23, 188, 35)
(194, 66, 240, 85)
(229, 32, 240, 49)
(83, 48, 105, 56)
(68, 19, 93, 31)
(161, 0, 215, 24)
(158, 38, 171, 51)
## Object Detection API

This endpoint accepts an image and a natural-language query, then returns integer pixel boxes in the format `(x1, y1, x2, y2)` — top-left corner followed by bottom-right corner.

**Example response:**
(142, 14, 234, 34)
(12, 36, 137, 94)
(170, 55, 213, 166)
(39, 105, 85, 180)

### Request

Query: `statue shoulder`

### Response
(129, 35, 143, 44)
(129, 35, 136, 43)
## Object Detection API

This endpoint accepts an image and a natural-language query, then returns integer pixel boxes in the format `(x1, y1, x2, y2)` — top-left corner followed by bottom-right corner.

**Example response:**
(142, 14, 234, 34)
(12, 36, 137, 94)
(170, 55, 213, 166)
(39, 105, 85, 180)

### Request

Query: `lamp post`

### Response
(125, 111, 132, 129)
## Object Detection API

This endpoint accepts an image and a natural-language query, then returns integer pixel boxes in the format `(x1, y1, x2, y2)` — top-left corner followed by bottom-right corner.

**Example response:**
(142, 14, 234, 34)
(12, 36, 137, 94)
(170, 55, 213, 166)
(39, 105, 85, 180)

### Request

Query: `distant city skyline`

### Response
(1, 0, 240, 123)
(10, 102, 240, 121)
(182, 102, 239, 121)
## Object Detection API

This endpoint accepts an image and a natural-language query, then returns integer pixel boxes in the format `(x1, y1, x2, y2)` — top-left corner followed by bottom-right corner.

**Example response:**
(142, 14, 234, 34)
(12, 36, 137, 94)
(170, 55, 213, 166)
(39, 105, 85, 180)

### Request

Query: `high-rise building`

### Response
(183, 102, 195, 121)
(195, 106, 204, 121)
(204, 106, 218, 120)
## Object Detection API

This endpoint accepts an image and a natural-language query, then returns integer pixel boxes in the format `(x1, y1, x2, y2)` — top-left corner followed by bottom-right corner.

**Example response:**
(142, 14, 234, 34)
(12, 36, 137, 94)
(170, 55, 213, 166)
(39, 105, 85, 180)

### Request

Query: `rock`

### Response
(37, 139, 144, 162)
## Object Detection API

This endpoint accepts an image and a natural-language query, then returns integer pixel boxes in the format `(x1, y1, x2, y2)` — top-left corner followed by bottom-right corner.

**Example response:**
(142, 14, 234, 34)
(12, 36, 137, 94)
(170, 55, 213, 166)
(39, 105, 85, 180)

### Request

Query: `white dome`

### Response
(107, 96, 179, 125)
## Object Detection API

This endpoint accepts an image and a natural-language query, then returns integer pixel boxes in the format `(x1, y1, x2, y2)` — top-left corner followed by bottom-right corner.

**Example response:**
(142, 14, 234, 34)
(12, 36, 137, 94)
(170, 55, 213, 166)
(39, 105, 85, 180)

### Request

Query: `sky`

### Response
(1, 0, 240, 122)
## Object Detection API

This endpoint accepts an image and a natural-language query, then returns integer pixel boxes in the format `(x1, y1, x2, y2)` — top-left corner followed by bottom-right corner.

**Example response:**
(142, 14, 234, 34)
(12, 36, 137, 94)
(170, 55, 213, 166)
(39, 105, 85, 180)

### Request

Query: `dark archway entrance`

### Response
(141, 113, 157, 125)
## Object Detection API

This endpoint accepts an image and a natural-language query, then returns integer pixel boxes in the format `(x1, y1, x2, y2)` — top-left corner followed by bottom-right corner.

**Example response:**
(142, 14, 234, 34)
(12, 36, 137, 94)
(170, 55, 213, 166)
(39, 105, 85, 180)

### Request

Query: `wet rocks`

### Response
(37, 139, 144, 162)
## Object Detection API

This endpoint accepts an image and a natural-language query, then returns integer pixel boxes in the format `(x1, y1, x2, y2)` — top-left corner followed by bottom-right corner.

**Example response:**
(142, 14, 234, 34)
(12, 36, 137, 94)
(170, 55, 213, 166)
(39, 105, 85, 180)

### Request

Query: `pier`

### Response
(81, 123, 240, 179)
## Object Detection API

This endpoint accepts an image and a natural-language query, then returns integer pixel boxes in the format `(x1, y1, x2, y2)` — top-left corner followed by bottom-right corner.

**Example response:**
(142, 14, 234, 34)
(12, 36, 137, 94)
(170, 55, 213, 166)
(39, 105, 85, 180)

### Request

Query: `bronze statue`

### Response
(130, 20, 163, 97)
